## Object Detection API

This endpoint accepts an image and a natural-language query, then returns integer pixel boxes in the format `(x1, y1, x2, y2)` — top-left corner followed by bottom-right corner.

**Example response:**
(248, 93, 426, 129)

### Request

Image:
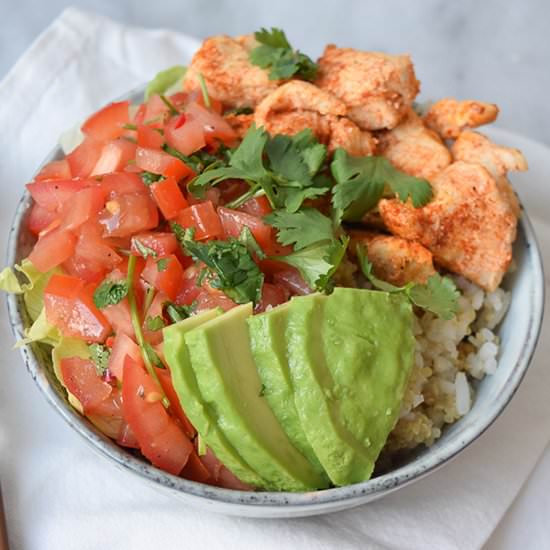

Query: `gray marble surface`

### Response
(1, 0, 549, 144)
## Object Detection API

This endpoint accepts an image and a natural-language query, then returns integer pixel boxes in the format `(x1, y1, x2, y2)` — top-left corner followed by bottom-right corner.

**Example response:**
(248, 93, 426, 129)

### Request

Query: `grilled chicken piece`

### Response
(349, 230, 436, 286)
(452, 131, 527, 217)
(315, 45, 420, 131)
(254, 81, 376, 156)
(224, 113, 254, 139)
(378, 161, 517, 291)
(424, 99, 499, 139)
(183, 35, 278, 108)
(378, 110, 451, 180)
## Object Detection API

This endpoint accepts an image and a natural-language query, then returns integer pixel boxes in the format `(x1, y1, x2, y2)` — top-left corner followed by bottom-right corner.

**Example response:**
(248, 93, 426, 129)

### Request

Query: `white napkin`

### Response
(0, 8, 549, 550)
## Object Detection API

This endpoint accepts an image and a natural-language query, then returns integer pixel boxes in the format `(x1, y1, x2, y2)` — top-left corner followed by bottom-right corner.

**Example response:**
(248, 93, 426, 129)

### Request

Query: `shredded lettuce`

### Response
(145, 65, 187, 100)
(15, 309, 61, 348)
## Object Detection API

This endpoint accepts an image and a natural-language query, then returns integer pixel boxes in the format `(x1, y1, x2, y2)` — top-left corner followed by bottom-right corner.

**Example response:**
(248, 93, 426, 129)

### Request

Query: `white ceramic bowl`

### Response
(5, 90, 545, 517)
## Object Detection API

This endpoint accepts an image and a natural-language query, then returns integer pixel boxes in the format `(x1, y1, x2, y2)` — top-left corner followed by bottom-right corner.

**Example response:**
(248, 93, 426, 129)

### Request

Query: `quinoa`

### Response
(385, 275, 510, 453)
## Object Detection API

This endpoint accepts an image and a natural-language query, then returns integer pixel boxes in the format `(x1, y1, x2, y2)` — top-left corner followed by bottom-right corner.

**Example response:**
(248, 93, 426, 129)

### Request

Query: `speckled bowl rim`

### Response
(5, 91, 545, 516)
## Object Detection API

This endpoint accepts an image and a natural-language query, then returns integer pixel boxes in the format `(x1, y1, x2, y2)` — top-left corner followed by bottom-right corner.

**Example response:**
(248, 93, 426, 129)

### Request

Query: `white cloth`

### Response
(0, 8, 549, 550)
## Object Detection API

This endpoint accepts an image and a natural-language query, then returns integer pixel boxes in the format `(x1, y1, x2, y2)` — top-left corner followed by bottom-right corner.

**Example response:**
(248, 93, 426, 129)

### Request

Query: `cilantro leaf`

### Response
(156, 258, 168, 272)
(165, 301, 196, 323)
(162, 144, 229, 175)
(176, 227, 264, 305)
(144, 342, 164, 368)
(331, 149, 433, 222)
(356, 244, 459, 319)
(250, 28, 318, 81)
(145, 65, 187, 100)
(93, 280, 128, 309)
(238, 226, 266, 260)
(273, 236, 349, 292)
(132, 238, 157, 259)
(141, 171, 164, 186)
(88, 343, 111, 376)
(265, 208, 334, 250)
(145, 315, 166, 331)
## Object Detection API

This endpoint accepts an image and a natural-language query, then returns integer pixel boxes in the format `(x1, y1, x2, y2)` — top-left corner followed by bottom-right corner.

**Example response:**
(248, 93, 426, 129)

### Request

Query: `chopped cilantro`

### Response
(265, 208, 334, 250)
(165, 301, 196, 323)
(88, 343, 111, 376)
(356, 244, 459, 319)
(144, 342, 164, 367)
(331, 149, 433, 222)
(175, 225, 264, 305)
(197, 72, 211, 109)
(145, 315, 166, 331)
(224, 106, 254, 116)
(162, 144, 227, 175)
(141, 171, 164, 186)
(132, 238, 157, 259)
(249, 28, 318, 81)
(156, 258, 168, 272)
(238, 226, 266, 260)
(93, 280, 128, 309)
(159, 94, 179, 115)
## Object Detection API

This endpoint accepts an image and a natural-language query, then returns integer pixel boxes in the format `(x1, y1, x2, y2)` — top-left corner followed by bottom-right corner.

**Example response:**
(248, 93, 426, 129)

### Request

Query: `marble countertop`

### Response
(1, 0, 549, 145)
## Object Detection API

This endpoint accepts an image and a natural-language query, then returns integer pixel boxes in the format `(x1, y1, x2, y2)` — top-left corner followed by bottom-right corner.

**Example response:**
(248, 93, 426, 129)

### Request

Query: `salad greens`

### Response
(144, 65, 187, 100)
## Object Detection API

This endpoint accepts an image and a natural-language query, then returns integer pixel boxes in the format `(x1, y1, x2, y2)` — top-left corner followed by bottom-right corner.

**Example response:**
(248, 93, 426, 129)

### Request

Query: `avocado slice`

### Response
(185, 303, 329, 491)
(163, 310, 265, 488)
(286, 288, 415, 486)
(247, 303, 328, 481)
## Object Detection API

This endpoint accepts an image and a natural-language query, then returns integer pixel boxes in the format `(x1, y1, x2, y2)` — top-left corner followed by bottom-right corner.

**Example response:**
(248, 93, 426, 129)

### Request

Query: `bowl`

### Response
(5, 89, 545, 518)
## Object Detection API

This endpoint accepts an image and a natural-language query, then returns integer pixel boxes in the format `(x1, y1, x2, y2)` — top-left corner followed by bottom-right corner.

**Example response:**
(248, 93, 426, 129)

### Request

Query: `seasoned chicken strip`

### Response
(378, 110, 451, 180)
(424, 99, 499, 139)
(254, 81, 375, 156)
(224, 113, 254, 139)
(451, 131, 528, 178)
(349, 230, 436, 286)
(378, 161, 517, 291)
(183, 35, 278, 108)
(315, 45, 420, 131)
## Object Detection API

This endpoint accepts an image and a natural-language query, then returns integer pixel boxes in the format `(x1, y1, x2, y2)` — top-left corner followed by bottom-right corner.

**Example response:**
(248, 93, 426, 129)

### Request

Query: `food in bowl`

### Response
(1, 28, 528, 491)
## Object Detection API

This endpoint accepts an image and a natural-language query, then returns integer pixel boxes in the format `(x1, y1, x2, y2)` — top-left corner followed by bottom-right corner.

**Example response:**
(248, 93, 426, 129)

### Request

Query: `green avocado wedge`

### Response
(247, 303, 328, 481)
(185, 303, 329, 491)
(163, 309, 265, 488)
(286, 288, 415, 486)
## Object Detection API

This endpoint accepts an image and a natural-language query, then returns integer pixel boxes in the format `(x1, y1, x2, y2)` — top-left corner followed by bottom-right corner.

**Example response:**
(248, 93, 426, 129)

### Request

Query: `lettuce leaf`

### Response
(145, 65, 187, 100)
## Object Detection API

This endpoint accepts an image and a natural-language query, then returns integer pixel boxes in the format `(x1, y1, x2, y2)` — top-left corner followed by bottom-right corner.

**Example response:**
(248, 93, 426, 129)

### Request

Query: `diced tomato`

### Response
(35, 159, 71, 182)
(122, 357, 193, 475)
(255, 283, 290, 313)
(273, 268, 312, 296)
(185, 102, 237, 147)
(150, 177, 189, 219)
(176, 201, 223, 241)
(181, 451, 211, 483)
(143, 94, 170, 127)
(175, 266, 202, 305)
(103, 299, 134, 339)
(66, 136, 104, 178)
(81, 101, 130, 142)
(195, 290, 236, 313)
(135, 147, 193, 180)
(26, 179, 89, 212)
(100, 172, 148, 197)
(180, 89, 223, 115)
(130, 232, 178, 258)
(27, 204, 60, 235)
(60, 186, 107, 231)
(218, 207, 274, 251)
(141, 255, 184, 301)
(99, 193, 158, 238)
(200, 448, 251, 490)
(28, 228, 77, 272)
(90, 139, 137, 176)
(60, 357, 113, 412)
(44, 275, 112, 342)
(238, 195, 273, 217)
(218, 180, 250, 205)
(132, 104, 147, 125)
(107, 332, 142, 380)
(142, 290, 166, 345)
(137, 124, 164, 149)
(87, 390, 127, 440)
(156, 367, 196, 438)
(164, 114, 206, 156)
(117, 423, 140, 449)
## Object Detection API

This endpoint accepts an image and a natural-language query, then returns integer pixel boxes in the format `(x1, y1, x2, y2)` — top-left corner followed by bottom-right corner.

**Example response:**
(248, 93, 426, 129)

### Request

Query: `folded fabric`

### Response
(0, 8, 548, 550)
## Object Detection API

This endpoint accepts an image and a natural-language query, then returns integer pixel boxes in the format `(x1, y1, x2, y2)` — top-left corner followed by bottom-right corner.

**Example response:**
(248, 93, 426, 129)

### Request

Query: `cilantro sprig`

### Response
(357, 245, 459, 320)
(173, 224, 264, 305)
(93, 280, 128, 309)
(331, 149, 433, 222)
(88, 343, 111, 376)
(249, 28, 318, 81)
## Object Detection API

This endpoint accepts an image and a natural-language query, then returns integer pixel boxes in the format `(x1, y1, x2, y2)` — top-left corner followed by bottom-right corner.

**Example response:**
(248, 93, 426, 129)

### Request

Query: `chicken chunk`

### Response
(224, 113, 254, 139)
(378, 110, 451, 180)
(378, 161, 517, 291)
(451, 131, 528, 178)
(254, 81, 375, 156)
(349, 230, 436, 286)
(183, 35, 278, 108)
(315, 45, 420, 131)
(424, 99, 499, 139)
